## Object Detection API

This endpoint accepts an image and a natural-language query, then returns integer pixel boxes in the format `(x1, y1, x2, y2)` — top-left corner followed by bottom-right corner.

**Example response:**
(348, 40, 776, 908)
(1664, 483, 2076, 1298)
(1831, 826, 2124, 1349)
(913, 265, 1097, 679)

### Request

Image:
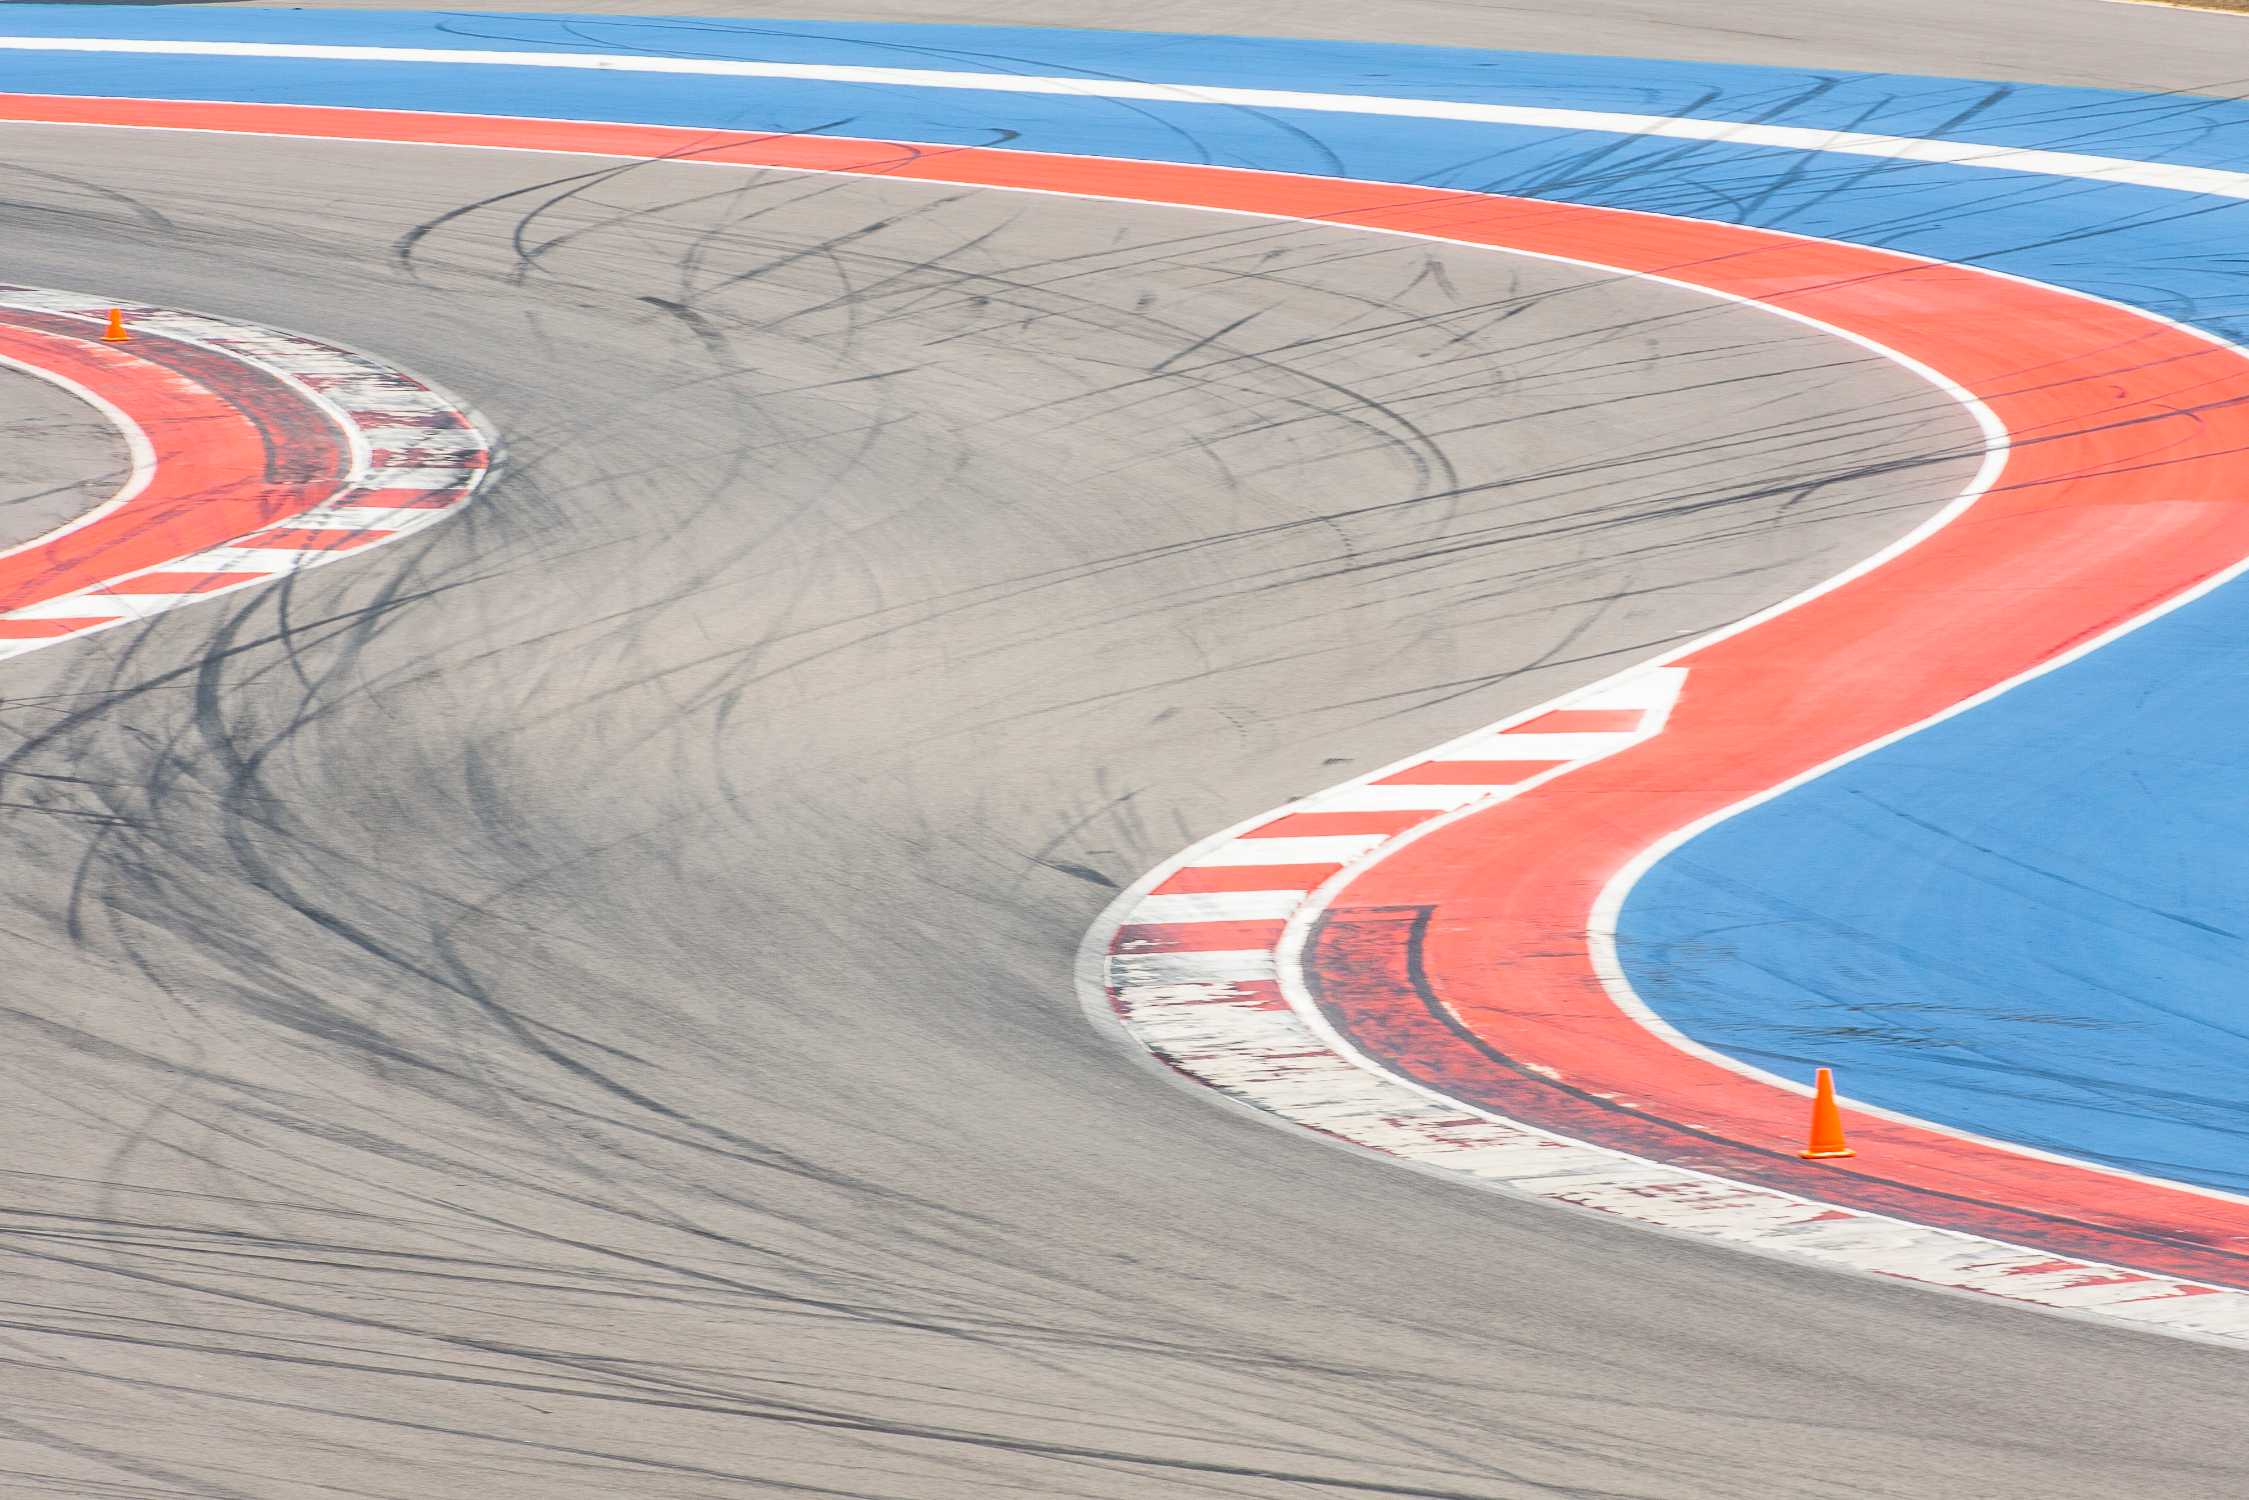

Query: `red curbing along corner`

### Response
(0, 286, 491, 656)
(1294, 227, 2249, 1291)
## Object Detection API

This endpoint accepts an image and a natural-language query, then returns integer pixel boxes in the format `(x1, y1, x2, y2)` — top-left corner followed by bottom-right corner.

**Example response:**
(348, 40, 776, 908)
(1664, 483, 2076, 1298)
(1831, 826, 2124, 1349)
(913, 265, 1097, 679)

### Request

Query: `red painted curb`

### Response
(0, 283, 491, 656)
(0, 305, 344, 615)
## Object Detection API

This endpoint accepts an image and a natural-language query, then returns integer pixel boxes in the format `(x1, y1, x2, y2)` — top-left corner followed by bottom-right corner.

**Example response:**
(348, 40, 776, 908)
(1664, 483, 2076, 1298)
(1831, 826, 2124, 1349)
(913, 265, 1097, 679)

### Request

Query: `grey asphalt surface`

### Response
(0, 7, 2245, 1499)
(0, 363, 124, 554)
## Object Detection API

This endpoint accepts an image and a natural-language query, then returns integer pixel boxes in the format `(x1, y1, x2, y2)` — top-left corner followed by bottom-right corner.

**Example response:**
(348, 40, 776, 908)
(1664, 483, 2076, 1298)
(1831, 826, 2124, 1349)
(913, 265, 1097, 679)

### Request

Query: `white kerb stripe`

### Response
(357, 426, 481, 452)
(85, 591, 246, 619)
(0, 38, 2246, 202)
(307, 378, 450, 404)
(1107, 950, 1277, 985)
(1561, 667, 1690, 716)
(336, 389, 455, 414)
(1441, 731, 1641, 761)
(0, 597, 127, 621)
(1195, 834, 1391, 866)
(210, 349, 373, 374)
(275, 505, 424, 530)
(1127, 891, 1305, 924)
(168, 545, 324, 573)
(1298, 784, 1497, 813)
(355, 469, 470, 491)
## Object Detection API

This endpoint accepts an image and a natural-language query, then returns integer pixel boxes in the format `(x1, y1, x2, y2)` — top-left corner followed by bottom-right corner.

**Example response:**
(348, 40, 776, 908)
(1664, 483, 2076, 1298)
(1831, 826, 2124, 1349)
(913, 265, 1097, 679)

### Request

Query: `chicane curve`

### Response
(7, 83, 2245, 1340)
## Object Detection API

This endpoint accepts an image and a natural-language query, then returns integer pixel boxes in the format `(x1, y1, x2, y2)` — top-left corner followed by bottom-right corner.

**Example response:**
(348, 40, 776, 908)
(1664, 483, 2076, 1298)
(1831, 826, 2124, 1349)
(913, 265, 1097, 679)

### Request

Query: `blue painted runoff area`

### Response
(1617, 577, 2249, 1199)
(3, 6, 2247, 1192)
(0, 17, 2244, 348)
(1, 5, 2248, 168)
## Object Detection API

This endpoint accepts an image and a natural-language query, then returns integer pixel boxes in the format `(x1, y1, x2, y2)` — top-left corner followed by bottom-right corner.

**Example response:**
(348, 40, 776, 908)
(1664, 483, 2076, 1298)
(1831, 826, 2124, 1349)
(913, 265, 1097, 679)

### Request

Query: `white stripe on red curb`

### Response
(0, 286, 490, 660)
(1085, 660, 2249, 1347)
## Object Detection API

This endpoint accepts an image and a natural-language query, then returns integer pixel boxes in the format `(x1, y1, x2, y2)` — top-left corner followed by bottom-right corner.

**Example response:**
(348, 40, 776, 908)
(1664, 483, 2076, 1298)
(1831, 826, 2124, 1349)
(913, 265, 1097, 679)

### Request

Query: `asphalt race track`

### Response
(2, 5, 2246, 1498)
(0, 362, 123, 554)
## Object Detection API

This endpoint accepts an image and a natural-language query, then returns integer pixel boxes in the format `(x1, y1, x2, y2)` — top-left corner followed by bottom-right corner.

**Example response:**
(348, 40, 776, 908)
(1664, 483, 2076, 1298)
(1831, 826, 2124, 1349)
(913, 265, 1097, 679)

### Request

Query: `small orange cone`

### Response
(1798, 1066, 1855, 1159)
(101, 308, 130, 343)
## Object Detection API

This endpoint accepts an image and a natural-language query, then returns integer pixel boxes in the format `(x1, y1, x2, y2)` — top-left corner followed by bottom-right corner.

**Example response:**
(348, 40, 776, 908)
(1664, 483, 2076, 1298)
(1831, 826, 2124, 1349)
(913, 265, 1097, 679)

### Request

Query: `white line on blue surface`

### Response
(3, 35, 2249, 200)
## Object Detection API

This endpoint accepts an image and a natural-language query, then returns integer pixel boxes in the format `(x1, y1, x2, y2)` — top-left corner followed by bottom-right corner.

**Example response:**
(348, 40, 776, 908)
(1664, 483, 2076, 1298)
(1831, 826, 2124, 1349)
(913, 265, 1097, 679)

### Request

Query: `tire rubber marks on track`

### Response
(3, 96, 2241, 1345)
(0, 286, 488, 657)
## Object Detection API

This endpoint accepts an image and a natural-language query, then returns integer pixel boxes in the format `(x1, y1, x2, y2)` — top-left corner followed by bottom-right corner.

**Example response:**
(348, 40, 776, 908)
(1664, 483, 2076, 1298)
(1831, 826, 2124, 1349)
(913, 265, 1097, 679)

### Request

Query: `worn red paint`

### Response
(0, 307, 346, 610)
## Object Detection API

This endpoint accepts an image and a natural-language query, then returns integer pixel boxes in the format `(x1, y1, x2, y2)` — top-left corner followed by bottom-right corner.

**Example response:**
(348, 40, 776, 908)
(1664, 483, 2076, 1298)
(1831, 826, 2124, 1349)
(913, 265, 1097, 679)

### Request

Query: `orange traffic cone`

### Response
(1798, 1066, 1855, 1159)
(101, 308, 129, 343)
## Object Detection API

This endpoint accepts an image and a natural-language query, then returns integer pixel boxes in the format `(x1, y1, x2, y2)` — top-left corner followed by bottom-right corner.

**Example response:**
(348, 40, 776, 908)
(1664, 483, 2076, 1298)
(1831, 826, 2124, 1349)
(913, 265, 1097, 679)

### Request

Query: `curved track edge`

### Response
(0, 283, 492, 658)
(1077, 209, 2249, 1341)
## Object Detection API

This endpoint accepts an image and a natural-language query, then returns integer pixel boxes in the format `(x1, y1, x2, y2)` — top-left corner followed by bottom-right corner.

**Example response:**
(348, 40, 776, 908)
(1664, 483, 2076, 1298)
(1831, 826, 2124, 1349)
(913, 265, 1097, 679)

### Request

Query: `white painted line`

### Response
(1, 36, 2243, 201)
(2100, 0, 2247, 13)
(307, 378, 452, 405)
(231, 531, 391, 549)
(1560, 666, 1689, 723)
(1195, 834, 1391, 866)
(1127, 891, 1306, 924)
(1107, 950, 1278, 985)
(0, 596, 131, 620)
(354, 468, 469, 491)
(1298, 784, 1499, 813)
(1439, 731, 1639, 761)
(357, 426, 481, 453)
(168, 544, 327, 575)
(276, 504, 438, 531)
(341, 393, 457, 416)
(213, 348, 373, 373)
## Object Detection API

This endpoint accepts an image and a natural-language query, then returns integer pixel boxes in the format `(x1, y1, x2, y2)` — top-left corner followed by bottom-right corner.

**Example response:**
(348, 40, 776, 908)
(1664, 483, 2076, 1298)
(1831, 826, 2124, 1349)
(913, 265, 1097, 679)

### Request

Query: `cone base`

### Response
(1798, 1147, 1857, 1160)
